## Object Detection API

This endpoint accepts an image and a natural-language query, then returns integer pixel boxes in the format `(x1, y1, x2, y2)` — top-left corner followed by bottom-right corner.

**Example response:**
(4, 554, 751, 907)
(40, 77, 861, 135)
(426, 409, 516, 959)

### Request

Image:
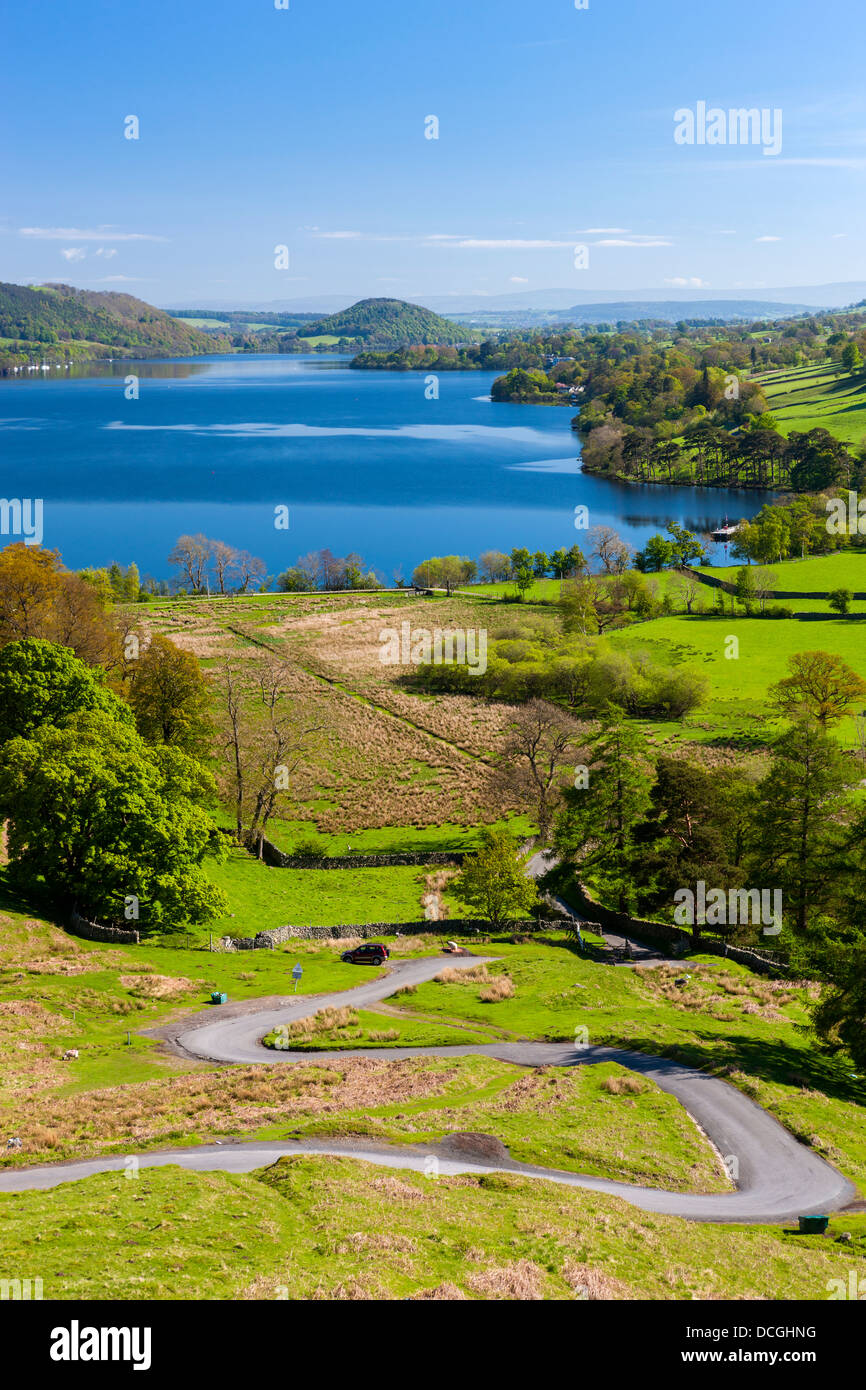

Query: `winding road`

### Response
(1, 955, 858, 1223)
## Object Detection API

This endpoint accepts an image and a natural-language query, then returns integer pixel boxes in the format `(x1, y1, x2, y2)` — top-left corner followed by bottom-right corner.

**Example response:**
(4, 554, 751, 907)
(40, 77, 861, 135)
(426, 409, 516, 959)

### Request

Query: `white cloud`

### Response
(60, 247, 86, 262)
(95, 247, 118, 259)
(89, 275, 143, 283)
(755, 235, 782, 242)
(19, 226, 167, 242)
(575, 227, 630, 234)
(450, 238, 572, 249)
(509, 276, 529, 283)
(664, 276, 709, 287)
(313, 230, 362, 239)
(593, 238, 672, 247)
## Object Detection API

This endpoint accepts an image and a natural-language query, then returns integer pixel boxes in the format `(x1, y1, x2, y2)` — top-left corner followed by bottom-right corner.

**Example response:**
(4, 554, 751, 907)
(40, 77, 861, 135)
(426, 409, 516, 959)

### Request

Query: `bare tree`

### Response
(589, 525, 633, 575)
(479, 550, 510, 583)
(216, 657, 326, 853)
(501, 699, 585, 843)
(211, 540, 240, 595)
(168, 534, 212, 593)
(668, 568, 703, 614)
(235, 551, 268, 593)
(753, 566, 778, 615)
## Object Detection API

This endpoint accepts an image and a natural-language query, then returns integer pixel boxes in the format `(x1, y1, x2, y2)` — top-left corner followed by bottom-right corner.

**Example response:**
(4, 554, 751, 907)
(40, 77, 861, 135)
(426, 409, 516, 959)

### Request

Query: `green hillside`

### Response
(298, 297, 473, 347)
(0, 281, 229, 368)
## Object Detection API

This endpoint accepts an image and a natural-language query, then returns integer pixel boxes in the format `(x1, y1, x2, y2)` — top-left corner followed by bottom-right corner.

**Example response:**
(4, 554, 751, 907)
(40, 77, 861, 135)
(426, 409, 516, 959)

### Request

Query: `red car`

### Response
(341, 942, 390, 965)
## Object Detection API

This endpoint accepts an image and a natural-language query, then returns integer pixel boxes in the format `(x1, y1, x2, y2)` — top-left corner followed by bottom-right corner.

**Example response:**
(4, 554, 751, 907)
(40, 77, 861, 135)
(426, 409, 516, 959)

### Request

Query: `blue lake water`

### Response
(0, 354, 770, 581)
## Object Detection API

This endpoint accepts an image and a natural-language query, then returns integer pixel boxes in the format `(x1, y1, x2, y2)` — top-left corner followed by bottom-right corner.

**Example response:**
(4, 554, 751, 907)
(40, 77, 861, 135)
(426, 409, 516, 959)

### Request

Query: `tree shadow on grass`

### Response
(620, 1024, 866, 1111)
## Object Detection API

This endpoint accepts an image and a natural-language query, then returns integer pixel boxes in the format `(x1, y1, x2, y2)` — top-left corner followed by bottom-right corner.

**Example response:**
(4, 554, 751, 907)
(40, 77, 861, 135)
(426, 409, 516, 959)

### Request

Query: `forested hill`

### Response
(0, 281, 229, 367)
(298, 297, 474, 346)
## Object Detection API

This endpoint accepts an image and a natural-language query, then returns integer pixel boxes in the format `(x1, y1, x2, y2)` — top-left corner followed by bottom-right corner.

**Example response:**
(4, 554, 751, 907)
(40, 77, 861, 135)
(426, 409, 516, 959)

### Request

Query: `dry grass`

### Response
(434, 965, 491, 985)
(561, 1258, 633, 1300)
(601, 1074, 648, 1096)
(3, 1056, 460, 1158)
(118, 975, 195, 1000)
(479, 976, 515, 1003)
(636, 964, 801, 1024)
(465, 1258, 546, 1300)
(285, 1006, 360, 1040)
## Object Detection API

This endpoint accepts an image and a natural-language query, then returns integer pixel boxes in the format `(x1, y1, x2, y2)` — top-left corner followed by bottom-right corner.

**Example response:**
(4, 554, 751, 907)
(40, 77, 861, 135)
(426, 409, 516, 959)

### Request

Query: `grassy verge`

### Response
(1, 1159, 863, 1300)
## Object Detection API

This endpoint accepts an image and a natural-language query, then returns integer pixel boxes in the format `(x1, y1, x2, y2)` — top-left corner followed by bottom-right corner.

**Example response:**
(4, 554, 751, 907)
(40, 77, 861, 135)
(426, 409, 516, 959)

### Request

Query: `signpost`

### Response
(292, 963, 303, 994)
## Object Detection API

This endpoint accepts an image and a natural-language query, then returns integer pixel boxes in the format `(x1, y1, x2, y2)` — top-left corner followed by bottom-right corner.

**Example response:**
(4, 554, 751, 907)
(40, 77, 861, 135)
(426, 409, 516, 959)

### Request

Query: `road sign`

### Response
(292, 963, 303, 993)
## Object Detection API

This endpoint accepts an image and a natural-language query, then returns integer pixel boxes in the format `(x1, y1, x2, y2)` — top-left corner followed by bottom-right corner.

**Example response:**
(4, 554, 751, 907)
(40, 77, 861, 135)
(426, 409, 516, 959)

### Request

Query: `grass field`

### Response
(757, 362, 866, 444)
(263, 814, 535, 856)
(205, 846, 471, 934)
(607, 610, 866, 748)
(2, 1159, 863, 1300)
(710, 551, 866, 592)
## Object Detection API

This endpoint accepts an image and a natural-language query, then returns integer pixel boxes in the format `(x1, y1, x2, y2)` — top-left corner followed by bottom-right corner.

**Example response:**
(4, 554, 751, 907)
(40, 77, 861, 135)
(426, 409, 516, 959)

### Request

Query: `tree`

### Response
(810, 936, 866, 1072)
(235, 550, 268, 593)
(668, 569, 702, 614)
(168, 535, 212, 593)
(0, 711, 227, 931)
(501, 699, 583, 842)
(589, 525, 632, 574)
(630, 756, 740, 938)
(559, 575, 599, 637)
(216, 657, 325, 852)
(0, 544, 121, 670)
(828, 588, 852, 615)
(128, 633, 213, 755)
(451, 828, 539, 928)
(276, 567, 308, 593)
(555, 708, 654, 913)
(0, 639, 131, 744)
(479, 550, 510, 584)
(531, 550, 550, 578)
(841, 341, 863, 374)
(635, 534, 675, 572)
(770, 650, 866, 727)
(210, 540, 239, 595)
(513, 564, 535, 601)
(734, 566, 757, 613)
(751, 717, 850, 934)
(665, 522, 705, 567)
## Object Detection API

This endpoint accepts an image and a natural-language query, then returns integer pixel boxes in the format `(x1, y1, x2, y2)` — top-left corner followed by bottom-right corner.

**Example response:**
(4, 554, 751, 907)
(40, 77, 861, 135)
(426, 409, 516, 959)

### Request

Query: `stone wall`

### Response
(68, 909, 140, 946)
(565, 880, 788, 974)
(257, 838, 467, 869)
(219, 917, 563, 951)
(683, 565, 866, 603)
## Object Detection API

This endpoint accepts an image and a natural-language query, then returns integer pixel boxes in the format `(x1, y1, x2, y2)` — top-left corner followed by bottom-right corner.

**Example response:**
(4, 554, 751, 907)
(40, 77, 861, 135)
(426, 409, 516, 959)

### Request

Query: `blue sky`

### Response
(2, 0, 865, 305)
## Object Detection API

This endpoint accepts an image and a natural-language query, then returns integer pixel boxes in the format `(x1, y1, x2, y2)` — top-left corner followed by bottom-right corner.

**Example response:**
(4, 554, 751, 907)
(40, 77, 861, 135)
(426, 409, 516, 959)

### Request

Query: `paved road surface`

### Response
(1, 955, 856, 1224)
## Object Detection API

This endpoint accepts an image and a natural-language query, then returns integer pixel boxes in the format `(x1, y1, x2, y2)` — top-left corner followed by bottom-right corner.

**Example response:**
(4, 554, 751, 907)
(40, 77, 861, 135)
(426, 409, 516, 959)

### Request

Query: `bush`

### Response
(763, 604, 795, 619)
(291, 836, 329, 860)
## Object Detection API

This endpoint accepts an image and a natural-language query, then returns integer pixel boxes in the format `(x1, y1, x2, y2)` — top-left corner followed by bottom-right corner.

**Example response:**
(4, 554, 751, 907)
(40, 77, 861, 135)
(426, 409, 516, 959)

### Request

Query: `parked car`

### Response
(341, 942, 390, 965)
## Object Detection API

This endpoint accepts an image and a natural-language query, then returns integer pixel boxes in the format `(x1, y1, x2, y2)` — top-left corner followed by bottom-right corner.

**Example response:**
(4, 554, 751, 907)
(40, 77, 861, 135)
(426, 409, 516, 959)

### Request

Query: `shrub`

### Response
(479, 975, 515, 1003)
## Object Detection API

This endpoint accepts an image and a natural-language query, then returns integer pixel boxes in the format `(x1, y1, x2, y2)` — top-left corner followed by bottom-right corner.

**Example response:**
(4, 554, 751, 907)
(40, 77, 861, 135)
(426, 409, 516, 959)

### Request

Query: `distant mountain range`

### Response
(471, 299, 818, 326)
(166, 282, 866, 319)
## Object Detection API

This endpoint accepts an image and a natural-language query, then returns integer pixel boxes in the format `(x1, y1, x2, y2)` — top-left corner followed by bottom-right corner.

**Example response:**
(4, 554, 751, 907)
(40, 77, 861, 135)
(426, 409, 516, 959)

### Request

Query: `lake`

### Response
(0, 353, 771, 582)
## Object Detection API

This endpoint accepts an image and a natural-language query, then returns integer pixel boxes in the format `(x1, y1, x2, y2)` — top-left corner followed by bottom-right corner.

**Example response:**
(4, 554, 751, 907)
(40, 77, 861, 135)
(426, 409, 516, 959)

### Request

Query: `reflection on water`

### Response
(0, 353, 773, 578)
